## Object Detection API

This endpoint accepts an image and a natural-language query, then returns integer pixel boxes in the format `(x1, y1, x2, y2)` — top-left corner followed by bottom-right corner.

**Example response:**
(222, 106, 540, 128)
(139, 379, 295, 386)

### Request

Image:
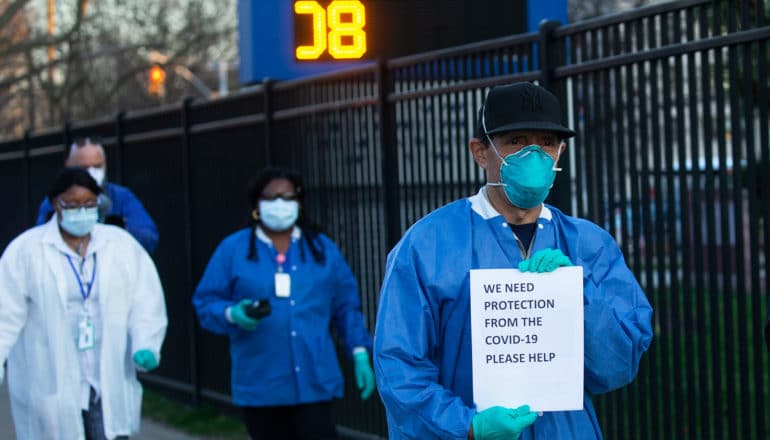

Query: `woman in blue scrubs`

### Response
(193, 166, 375, 440)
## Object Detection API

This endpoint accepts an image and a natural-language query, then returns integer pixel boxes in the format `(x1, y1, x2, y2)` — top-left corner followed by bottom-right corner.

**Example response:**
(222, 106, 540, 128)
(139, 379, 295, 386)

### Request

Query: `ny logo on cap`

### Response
(520, 88, 544, 113)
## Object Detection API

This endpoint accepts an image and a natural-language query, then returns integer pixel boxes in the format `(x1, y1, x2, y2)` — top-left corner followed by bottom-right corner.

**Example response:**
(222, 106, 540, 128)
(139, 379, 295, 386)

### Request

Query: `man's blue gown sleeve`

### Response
(374, 239, 475, 440)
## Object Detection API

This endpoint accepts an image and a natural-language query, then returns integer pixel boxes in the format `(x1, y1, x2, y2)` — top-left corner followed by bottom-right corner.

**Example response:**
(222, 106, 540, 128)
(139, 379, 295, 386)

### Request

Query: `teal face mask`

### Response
(60, 207, 98, 237)
(488, 144, 560, 209)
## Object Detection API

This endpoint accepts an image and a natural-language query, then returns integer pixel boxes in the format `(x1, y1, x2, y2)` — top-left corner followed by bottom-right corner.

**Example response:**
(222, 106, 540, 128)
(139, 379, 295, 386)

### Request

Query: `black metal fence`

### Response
(1, 0, 769, 438)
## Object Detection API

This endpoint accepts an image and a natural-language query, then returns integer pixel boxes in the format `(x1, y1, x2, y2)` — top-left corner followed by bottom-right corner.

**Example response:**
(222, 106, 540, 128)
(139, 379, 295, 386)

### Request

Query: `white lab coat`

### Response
(0, 218, 167, 439)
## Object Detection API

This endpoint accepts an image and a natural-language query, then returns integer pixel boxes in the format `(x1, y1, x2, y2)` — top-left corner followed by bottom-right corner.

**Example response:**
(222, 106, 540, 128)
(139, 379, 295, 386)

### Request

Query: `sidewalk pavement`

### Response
(0, 380, 200, 440)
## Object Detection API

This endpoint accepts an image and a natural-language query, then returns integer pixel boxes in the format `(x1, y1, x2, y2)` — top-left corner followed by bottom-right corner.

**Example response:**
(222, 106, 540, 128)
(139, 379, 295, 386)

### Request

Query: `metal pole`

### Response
(538, 20, 571, 212)
(179, 97, 201, 405)
(262, 77, 274, 165)
(23, 129, 32, 227)
(377, 59, 401, 251)
(114, 111, 125, 185)
(63, 121, 72, 162)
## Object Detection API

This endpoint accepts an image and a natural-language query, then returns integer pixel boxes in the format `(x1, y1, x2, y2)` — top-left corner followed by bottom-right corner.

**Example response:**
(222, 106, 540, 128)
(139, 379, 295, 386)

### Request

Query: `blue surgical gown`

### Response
(193, 227, 373, 407)
(373, 189, 653, 439)
(37, 182, 159, 253)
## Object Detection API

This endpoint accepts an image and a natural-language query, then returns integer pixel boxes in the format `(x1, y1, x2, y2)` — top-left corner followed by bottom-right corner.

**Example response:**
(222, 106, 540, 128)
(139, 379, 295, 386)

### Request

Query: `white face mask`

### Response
(259, 199, 299, 231)
(87, 167, 106, 186)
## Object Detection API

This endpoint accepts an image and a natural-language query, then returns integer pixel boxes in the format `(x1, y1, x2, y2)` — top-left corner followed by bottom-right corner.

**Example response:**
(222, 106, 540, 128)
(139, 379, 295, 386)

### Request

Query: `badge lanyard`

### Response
(66, 253, 97, 350)
(275, 252, 291, 297)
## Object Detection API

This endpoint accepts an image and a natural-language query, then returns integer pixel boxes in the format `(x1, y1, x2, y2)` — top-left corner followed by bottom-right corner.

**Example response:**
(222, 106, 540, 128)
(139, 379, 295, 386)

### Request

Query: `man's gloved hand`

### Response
(229, 299, 260, 331)
(472, 405, 538, 440)
(133, 349, 159, 372)
(353, 350, 376, 400)
(518, 248, 572, 273)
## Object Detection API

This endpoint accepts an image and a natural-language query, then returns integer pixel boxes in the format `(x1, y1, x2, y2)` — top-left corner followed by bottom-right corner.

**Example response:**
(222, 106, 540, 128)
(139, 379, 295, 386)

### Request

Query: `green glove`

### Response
(472, 405, 538, 440)
(230, 299, 260, 331)
(133, 349, 159, 371)
(353, 350, 376, 400)
(518, 248, 572, 273)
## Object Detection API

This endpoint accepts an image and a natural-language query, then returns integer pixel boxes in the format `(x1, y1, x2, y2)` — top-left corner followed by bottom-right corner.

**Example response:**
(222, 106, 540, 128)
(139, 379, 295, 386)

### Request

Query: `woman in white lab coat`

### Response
(0, 167, 167, 440)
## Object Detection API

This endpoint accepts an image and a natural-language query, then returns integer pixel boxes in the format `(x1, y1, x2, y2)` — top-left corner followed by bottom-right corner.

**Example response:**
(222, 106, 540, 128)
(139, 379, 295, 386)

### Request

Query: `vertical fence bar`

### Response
(673, 12, 697, 438)
(755, 22, 770, 435)
(538, 20, 571, 212)
(377, 60, 401, 251)
(23, 129, 32, 227)
(688, 8, 708, 440)
(713, 5, 732, 437)
(63, 121, 72, 161)
(263, 78, 274, 166)
(179, 96, 200, 405)
(727, 5, 749, 436)
(114, 111, 125, 185)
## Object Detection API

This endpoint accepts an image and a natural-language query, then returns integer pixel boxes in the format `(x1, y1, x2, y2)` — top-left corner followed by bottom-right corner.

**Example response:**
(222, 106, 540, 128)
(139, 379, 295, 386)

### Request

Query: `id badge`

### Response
(275, 272, 291, 297)
(77, 319, 95, 351)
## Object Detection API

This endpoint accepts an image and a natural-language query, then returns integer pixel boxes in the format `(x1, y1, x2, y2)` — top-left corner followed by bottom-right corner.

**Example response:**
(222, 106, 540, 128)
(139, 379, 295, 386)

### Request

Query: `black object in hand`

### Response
(245, 299, 271, 319)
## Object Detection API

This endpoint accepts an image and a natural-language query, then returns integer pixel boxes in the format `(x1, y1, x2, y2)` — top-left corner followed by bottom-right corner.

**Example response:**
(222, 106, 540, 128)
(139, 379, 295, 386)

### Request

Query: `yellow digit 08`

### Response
(327, 0, 367, 59)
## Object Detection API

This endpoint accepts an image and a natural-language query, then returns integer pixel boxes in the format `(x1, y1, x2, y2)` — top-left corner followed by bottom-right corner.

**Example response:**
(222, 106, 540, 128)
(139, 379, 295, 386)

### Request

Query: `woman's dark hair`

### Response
(246, 166, 326, 264)
(47, 167, 102, 201)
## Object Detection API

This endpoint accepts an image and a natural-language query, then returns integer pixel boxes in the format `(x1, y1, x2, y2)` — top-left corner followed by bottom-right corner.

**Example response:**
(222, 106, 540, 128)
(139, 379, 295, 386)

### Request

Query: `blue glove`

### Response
(353, 350, 376, 400)
(518, 248, 572, 273)
(472, 405, 538, 440)
(229, 299, 260, 331)
(133, 349, 159, 371)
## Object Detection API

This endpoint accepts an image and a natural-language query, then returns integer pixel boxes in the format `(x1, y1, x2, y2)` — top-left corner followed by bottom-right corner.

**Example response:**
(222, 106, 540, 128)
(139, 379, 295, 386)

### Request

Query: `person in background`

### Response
(0, 167, 168, 439)
(193, 166, 376, 440)
(373, 82, 653, 439)
(36, 137, 159, 253)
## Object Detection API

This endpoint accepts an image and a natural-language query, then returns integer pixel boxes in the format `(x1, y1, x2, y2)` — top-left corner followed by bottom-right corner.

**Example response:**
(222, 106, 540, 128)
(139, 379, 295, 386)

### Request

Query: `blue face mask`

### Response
(488, 144, 560, 209)
(259, 199, 299, 232)
(60, 207, 98, 237)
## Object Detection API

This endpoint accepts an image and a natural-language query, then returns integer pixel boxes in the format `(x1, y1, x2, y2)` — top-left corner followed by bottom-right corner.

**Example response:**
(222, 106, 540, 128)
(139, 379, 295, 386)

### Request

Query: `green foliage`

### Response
(142, 388, 248, 440)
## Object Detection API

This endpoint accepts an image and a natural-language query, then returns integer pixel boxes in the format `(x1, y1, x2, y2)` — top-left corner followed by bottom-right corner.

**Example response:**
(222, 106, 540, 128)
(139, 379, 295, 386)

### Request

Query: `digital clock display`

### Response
(238, 0, 553, 82)
(294, 0, 367, 60)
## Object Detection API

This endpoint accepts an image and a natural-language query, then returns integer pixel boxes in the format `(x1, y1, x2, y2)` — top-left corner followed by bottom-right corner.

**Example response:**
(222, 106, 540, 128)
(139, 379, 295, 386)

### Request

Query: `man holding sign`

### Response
(373, 82, 653, 439)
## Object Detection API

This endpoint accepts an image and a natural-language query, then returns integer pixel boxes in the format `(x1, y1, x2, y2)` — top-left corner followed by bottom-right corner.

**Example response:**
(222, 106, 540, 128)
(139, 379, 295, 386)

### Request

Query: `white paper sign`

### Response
(470, 267, 584, 412)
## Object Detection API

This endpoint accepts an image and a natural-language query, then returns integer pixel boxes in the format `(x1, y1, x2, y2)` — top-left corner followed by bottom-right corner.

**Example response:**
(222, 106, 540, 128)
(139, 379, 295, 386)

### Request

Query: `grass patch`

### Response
(142, 388, 248, 440)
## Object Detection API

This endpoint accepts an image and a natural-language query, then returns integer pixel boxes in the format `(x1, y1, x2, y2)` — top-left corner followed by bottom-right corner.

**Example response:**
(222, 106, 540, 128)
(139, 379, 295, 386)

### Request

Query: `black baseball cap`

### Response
(479, 82, 576, 139)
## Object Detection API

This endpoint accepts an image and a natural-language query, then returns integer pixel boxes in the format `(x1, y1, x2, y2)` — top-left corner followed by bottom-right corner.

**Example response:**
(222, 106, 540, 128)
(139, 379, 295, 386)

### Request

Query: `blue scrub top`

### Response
(373, 189, 653, 439)
(37, 182, 159, 253)
(193, 227, 373, 407)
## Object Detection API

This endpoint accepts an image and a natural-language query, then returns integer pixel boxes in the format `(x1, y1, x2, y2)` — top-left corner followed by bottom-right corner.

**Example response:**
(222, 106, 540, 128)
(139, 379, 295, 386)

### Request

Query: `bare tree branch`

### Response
(0, 0, 29, 31)
(0, 0, 88, 58)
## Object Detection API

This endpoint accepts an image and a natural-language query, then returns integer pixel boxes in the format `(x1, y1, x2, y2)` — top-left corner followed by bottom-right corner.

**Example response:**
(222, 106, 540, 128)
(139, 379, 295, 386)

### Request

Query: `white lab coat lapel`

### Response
(40, 217, 71, 310)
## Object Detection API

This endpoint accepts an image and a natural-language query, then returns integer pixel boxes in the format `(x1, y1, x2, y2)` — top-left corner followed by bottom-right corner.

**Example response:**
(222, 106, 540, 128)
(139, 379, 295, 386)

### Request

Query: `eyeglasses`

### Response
(260, 192, 300, 201)
(57, 198, 98, 210)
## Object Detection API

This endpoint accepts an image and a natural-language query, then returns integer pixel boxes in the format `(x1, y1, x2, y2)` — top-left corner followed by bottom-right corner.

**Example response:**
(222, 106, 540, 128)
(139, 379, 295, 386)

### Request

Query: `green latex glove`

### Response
(472, 405, 538, 440)
(230, 298, 260, 331)
(353, 350, 376, 400)
(133, 349, 159, 372)
(518, 248, 573, 273)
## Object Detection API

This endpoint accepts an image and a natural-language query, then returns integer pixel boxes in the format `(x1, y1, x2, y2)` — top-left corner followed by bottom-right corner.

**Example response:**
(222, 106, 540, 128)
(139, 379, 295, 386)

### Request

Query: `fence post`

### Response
(63, 120, 72, 161)
(179, 96, 201, 405)
(538, 19, 562, 92)
(538, 19, 571, 212)
(377, 59, 401, 251)
(114, 111, 125, 185)
(23, 129, 32, 227)
(263, 77, 274, 165)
